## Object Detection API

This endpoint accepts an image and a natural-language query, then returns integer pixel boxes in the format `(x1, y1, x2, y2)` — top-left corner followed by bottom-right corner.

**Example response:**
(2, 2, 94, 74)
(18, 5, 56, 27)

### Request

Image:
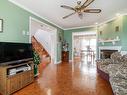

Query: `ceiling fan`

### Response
(61, 0, 101, 19)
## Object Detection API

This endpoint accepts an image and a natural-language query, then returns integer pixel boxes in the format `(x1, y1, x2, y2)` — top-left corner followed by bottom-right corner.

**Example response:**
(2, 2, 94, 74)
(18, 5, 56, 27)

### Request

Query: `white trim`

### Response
(29, 17, 32, 43)
(64, 25, 95, 30)
(98, 17, 117, 26)
(72, 34, 74, 62)
(57, 61, 62, 64)
(98, 46, 122, 59)
(69, 60, 72, 63)
(29, 16, 57, 43)
(8, 0, 64, 30)
(29, 17, 58, 64)
(98, 13, 127, 26)
(29, 17, 57, 35)
(8, 0, 127, 30)
(64, 14, 127, 30)
(52, 29, 58, 64)
(29, 17, 56, 30)
(72, 31, 96, 36)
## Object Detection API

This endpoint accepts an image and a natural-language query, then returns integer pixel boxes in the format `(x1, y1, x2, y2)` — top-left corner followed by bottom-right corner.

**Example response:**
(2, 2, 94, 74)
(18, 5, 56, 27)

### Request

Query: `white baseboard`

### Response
(56, 60, 72, 64)
(69, 60, 72, 62)
(57, 61, 62, 64)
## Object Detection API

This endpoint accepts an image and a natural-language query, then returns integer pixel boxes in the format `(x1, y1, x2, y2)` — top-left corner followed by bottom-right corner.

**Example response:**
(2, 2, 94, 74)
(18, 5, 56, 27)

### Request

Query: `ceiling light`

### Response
(95, 22, 98, 25)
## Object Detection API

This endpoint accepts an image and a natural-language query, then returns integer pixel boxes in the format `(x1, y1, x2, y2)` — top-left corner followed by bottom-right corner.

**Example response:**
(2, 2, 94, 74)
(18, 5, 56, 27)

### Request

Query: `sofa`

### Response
(96, 52, 127, 95)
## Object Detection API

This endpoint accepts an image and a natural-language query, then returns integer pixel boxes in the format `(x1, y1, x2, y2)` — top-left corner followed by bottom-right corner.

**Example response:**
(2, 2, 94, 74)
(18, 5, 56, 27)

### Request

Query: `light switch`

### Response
(22, 30, 26, 35)
(26, 32, 30, 35)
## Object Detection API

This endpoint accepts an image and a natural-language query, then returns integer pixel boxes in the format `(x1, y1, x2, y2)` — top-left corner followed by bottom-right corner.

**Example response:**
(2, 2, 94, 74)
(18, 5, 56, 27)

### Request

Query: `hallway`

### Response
(13, 61, 113, 95)
(73, 32, 96, 65)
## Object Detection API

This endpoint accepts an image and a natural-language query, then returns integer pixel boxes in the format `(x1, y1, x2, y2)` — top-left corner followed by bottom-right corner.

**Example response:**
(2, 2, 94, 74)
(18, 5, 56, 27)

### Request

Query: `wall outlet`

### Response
(22, 30, 26, 35)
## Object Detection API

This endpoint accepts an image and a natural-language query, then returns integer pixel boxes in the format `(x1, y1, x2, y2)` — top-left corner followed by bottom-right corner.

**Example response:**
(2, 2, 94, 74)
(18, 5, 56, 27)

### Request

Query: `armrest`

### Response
(108, 62, 126, 78)
(96, 59, 113, 65)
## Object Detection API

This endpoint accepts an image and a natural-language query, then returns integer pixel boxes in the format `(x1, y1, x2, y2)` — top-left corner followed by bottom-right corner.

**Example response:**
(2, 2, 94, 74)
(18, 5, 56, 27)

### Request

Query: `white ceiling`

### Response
(9, 0, 127, 29)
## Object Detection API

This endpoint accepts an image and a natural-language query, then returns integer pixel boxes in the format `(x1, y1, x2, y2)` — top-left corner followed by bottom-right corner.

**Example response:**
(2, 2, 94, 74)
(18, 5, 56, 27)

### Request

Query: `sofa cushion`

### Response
(110, 77, 127, 95)
(96, 59, 113, 66)
(121, 54, 127, 62)
(110, 52, 122, 64)
(109, 62, 127, 95)
(107, 64, 121, 77)
(97, 52, 127, 95)
(96, 59, 113, 74)
(99, 65, 109, 74)
(117, 62, 127, 79)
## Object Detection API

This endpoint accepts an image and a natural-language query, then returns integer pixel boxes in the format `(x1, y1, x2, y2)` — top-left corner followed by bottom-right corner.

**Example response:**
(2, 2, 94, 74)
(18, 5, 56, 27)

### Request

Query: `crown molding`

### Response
(8, 0, 64, 30)
(98, 13, 127, 26)
(64, 13, 127, 30)
(64, 25, 96, 30)
(7, 0, 127, 30)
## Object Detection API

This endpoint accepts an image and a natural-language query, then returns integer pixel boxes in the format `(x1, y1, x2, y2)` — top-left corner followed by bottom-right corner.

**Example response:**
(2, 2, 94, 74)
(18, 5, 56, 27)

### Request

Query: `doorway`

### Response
(29, 17, 57, 64)
(72, 32, 97, 64)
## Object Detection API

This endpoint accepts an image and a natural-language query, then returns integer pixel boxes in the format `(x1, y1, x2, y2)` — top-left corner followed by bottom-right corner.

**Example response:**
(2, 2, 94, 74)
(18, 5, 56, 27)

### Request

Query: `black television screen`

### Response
(0, 42, 33, 65)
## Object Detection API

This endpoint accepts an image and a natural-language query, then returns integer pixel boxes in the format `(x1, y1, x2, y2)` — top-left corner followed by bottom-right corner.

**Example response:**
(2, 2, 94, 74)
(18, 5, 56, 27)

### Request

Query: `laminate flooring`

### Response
(13, 61, 113, 95)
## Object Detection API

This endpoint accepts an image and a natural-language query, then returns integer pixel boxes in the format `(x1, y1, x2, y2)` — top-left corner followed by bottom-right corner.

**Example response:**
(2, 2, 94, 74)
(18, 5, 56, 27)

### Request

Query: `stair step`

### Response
(32, 36, 51, 64)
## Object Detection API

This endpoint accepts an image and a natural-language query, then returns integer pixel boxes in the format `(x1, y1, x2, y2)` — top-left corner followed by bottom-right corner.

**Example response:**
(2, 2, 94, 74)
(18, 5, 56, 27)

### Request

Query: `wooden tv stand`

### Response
(0, 61, 34, 95)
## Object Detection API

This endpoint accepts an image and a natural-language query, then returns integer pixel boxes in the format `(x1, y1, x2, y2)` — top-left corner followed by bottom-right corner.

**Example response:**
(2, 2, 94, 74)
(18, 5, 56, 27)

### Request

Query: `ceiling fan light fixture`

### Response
(61, 0, 101, 19)
(77, 1, 81, 5)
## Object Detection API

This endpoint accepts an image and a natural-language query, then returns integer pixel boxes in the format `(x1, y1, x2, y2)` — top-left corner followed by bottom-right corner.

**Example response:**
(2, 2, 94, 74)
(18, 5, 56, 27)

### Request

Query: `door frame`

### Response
(29, 16, 57, 64)
(72, 31, 97, 62)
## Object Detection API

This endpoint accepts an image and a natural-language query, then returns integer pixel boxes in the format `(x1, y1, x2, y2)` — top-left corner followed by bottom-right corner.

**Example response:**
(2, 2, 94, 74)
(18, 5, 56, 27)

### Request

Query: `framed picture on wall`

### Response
(0, 19, 3, 32)
(115, 26, 119, 32)
(99, 31, 102, 35)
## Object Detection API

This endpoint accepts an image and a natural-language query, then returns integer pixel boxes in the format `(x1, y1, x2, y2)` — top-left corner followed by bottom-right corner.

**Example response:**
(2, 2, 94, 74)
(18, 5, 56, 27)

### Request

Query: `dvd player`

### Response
(8, 64, 31, 75)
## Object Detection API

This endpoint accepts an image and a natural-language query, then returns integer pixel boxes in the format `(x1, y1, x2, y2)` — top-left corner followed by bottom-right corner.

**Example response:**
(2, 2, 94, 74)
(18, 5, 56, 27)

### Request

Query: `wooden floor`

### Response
(13, 61, 113, 95)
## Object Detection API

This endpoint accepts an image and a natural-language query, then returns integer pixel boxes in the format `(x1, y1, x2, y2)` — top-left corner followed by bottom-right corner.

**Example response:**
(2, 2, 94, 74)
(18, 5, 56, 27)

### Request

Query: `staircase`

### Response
(32, 36, 51, 66)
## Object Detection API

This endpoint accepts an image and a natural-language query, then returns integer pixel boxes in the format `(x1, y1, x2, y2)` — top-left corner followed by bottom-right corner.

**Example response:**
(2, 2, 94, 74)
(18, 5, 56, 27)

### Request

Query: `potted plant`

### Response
(33, 50, 40, 76)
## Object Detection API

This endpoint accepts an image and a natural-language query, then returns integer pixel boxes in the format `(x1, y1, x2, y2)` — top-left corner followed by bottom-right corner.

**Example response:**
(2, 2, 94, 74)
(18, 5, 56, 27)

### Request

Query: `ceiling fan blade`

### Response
(81, 0, 95, 8)
(84, 9, 101, 13)
(63, 12, 76, 19)
(61, 5, 75, 11)
(78, 13, 83, 19)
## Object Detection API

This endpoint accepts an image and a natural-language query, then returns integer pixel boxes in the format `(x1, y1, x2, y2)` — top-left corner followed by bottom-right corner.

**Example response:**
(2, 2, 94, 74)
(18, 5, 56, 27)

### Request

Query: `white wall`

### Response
(34, 29, 51, 55)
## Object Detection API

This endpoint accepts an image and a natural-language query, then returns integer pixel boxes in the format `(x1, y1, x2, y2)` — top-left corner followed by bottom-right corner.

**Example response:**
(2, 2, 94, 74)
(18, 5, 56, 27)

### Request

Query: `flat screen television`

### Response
(0, 42, 33, 65)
